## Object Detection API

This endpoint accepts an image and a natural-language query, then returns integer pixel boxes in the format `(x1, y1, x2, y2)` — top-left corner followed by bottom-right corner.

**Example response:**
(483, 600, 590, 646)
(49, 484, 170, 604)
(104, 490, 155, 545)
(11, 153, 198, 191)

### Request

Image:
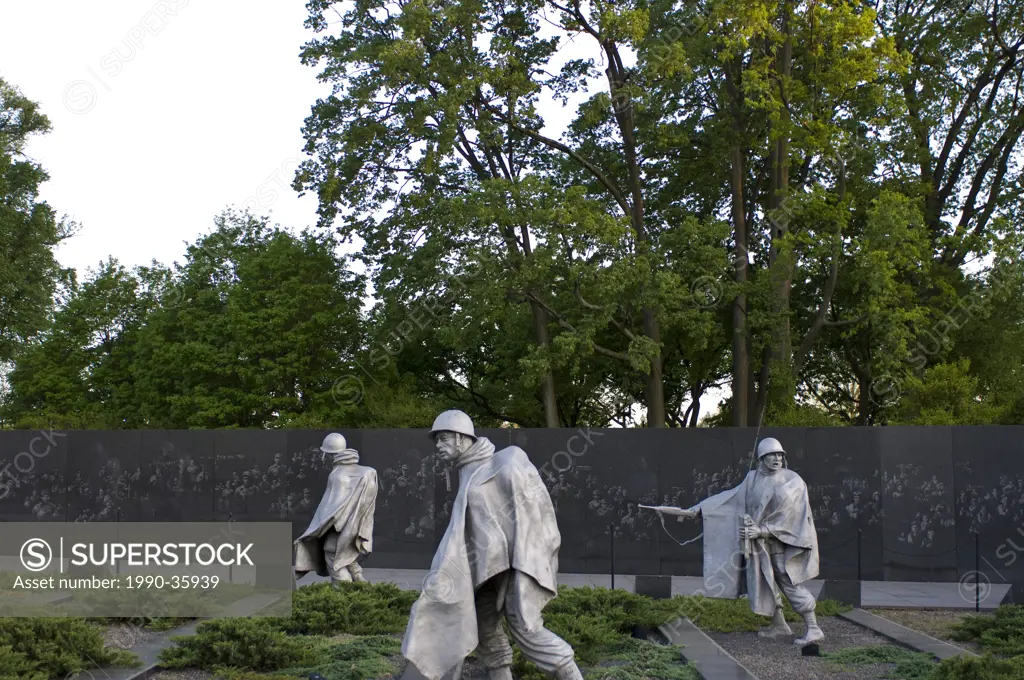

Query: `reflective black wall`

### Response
(2, 426, 1022, 586)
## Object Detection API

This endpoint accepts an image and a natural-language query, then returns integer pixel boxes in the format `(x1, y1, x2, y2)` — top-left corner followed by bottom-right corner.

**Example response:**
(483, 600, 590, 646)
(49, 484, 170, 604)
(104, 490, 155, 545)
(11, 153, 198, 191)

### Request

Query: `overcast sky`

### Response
(1, 0, 726, 422)
(1, 0, 332, 278)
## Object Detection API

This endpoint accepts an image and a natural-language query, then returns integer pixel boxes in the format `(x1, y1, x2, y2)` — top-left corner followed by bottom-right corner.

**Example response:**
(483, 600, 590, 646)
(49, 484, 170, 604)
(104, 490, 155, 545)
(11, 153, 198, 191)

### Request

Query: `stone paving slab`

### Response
(658, 617, 760, 680)
(71, 619, 202, 680)
(400, 659, 464, 680)
(84, 593, 285, 680)
(838, 608, 978, 661)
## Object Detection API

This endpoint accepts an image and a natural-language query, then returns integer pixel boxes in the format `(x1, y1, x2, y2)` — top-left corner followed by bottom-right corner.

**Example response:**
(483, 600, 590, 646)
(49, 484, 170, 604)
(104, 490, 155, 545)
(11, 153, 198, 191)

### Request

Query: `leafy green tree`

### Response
(894, 358, 1007, 425)
(2, 258, 157, 428)
(133, 210, 367, 428)
(4, 210, 371, 430)
(294, 0, 736, 426)
(877, 0, 1024, 271)
(0, 77, 75, 366)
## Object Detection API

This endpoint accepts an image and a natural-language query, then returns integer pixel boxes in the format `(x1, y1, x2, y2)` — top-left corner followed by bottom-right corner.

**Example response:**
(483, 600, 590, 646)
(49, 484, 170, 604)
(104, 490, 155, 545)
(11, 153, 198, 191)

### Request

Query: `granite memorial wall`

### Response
(3, 426, 1023, 586)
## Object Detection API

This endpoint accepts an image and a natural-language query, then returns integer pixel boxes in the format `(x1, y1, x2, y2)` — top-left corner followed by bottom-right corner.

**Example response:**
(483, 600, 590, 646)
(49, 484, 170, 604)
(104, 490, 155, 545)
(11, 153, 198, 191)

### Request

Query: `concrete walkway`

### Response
(838, 609, 978, 660)
(659, 617, 760, 680)
(297, 568, 1011, 610)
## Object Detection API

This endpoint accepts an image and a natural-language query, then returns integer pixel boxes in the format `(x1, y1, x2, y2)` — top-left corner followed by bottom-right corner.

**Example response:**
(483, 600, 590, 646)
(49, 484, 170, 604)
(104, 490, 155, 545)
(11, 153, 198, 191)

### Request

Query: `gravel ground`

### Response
(378, 654, 493, 679)
(866, 608, 986, 655)
(710, 616, 937, 680)
(102, 621, 162, 650)
(148, 671, 213, 680)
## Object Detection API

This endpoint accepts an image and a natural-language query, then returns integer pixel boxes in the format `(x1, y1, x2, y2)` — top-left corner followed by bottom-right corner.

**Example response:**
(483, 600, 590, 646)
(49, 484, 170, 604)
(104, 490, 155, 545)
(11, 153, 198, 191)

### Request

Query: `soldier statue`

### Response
(647, 437, 823, 645)
(401, 410, 584, 680)
(293, 433, 378, 586)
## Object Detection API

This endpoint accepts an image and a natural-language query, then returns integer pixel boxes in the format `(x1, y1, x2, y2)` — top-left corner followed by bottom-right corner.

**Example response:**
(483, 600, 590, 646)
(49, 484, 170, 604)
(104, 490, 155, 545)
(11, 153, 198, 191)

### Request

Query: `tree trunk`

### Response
(763, 1, 795, 412)
(688, 383, 703, 427)
(605, 46, 666, 427)
(746, 331, 759, 425)
(530, 299, 560, 427)
(642, 308, 666, 427)
(857, 370, 872, 426)
(726, 62, 749, 427)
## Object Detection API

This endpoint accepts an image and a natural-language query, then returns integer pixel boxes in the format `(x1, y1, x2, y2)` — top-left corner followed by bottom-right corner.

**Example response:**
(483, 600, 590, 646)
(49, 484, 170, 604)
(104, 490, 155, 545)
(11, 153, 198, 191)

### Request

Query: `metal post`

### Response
(857, 529, 862, 581)
(975, 531, 981, 612)
(609, 523, 615, 590)
(229, 513, 234, 583)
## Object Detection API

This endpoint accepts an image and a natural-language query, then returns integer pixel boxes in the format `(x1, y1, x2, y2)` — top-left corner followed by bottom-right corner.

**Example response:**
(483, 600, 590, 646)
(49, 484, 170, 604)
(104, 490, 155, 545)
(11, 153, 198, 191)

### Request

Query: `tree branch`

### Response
(522, 291, 633, 362)
(483, 104, 632, 216)
(794, 240, 842, 373)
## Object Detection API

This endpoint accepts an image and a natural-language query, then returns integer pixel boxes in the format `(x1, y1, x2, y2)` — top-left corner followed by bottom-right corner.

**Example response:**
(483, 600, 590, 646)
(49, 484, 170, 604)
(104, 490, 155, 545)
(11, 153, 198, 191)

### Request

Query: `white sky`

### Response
(1, 0, 330, 276)
(0, 0, 726, 421)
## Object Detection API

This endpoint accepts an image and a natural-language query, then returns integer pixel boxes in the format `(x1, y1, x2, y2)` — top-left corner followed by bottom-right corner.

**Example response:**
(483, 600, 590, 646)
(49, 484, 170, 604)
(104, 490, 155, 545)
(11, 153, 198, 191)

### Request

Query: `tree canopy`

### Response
(2, 0, 1023, 429)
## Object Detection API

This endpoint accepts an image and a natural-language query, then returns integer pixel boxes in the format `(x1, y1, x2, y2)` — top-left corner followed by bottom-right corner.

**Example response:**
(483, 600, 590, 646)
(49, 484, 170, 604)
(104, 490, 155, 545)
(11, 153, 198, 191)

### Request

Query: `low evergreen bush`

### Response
(155, 583, 854, 679)
(664, 593, 852, 632)
(510, 587, 697, 680)
(0, 645, 47, 680)
(0, 618, 139, 679)
(824, 645, 937, 679)
(282, 581, 418, 635)
(927, 653, 1024, 679)
(948, 605, 1024, 657)
(158, 618, 330, 672)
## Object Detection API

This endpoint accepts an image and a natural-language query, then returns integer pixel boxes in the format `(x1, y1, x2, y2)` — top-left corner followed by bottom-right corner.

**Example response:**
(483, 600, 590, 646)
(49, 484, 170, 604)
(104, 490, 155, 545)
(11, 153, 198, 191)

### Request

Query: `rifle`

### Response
(638, 504, 693, 517)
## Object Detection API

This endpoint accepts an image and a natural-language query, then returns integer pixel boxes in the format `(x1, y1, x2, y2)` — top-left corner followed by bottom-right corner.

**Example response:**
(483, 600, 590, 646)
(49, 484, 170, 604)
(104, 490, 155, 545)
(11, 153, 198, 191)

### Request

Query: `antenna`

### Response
(748, 378, 770, 471)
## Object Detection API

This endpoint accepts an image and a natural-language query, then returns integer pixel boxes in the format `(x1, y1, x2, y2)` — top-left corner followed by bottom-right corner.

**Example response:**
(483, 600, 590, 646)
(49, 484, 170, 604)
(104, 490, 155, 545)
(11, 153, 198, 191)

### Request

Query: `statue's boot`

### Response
(553, 660, 584, 680)
(757, 608, 793, 638)
(488, 666, 513, 680)
(348, 563, 367, 583)
(794, 611, 825, 646)
(330, 566, 353, 588)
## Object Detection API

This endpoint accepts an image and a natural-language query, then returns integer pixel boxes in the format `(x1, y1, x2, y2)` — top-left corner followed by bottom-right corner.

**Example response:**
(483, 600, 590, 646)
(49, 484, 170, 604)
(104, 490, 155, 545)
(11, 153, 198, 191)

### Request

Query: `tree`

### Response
(657, 0, 904, 424)
(0, 77, 75, 368)
(134, 210, 367, 428)
(294, 0, 735, 426)
(877, 0, 1024, 271)
(2, 258, 158, 428)
(4, 211, 371, 430)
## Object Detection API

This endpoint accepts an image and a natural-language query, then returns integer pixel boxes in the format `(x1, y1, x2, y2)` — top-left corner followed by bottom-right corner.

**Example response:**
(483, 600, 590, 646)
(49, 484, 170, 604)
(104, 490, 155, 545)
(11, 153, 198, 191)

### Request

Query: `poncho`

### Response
(695, 467, 818, 616)
(293, 449, 377, 576)
(401, 439, 560, 680)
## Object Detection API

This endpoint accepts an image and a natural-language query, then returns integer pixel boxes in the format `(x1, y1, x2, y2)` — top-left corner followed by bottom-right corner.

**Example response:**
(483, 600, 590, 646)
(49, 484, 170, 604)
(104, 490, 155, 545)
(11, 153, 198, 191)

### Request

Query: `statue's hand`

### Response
(740, 525, 764, 540)
(675, 508, 698, 522)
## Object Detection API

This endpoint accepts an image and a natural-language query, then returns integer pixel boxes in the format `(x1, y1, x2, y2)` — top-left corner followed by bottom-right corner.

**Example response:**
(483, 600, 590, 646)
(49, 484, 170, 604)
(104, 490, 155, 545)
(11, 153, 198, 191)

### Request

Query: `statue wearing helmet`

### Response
(401, 410, 583, 680)
(293, 433, 378, 586)
(657, 436, 823, 646)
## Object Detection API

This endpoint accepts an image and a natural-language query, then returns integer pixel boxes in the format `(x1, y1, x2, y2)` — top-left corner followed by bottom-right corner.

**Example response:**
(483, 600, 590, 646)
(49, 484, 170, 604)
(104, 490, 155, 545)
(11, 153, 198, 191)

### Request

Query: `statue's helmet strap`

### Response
(429, 410, 476, 439)
(321, 432, 347, 453)
(756, 437, 786, 458)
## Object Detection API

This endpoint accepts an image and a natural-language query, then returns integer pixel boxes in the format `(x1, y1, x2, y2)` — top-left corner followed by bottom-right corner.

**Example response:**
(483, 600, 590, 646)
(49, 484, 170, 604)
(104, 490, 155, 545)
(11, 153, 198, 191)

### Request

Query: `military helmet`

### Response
(320, 432, 347, 453)
(429, 410, 476, 439)
(756, 437, 786, 458)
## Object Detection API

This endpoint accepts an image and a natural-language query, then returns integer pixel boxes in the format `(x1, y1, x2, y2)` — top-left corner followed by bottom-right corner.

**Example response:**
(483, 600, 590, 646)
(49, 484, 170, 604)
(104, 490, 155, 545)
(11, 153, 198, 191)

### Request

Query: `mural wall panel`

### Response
(658, 428, 737, 576)
(68, 431, 141, 522)
(212, 430, 289, 522)
(879, 427, 957, 581)
(368, 429, 439, 567)
(140, 430, 214, 521)
(952, 426, 1024, 597)
(0, 426, 1015, 583)
(0, 429, 67, 522)
(804, 427, 883, 580)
